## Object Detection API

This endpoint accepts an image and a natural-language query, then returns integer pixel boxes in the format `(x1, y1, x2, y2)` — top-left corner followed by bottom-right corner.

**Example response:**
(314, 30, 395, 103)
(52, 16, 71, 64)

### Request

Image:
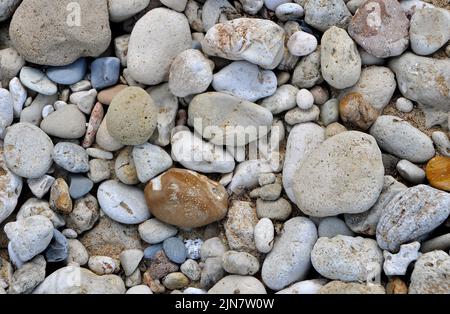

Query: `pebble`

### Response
(181, 259, 201, 281)
(86, 148, 114, 160)
(131, 143, 172, 183)
(62, 229, 78, 239)
(409, 251, 450, 294)
(321, 26, 361, 89)
(163, 272, 189, 290)
(310, 86, 329, 105)
(320, 99, 339, 126)
(10, 0, 111, 66)
(276, 279, 326, 294)
(138, 218, 178, 245)
(88, 159, 111, 183)
(396, 97, 414, 113)
(319, 281, 385, 294)
(212, 61, 277, 102)
(128, 8, 192, 85)
(169, 49, 213, 98)
(258, 173, 276, 186)
(202, 18, 285, 69)
(145, 169, 228, 228)
(145, 250, 179, 280)
(388, 53, 450, 128)
(35, 266, 125, 294)
(426, 156, 450, 192)
(41, 105, 54, 119)
(288, 31, 317, 57)
(250, 183, 282, 201)
(312, 235, 383, 282)
(264, 0, 290, 11)
(421, 234, 450, 253)
(171, 130, 235, 174)
(0, 48, 25, 87)
(147, 83, 179, 147)
(227, 160, 273, 195)
(20, 67, 57, 96)
(225, 201, 259, 254)
(275, 3, 304, 21)
(82, 102, 104, 148)
(184, 239, 203, 260)
(40, 105, 87, 139)
(202, 0, 241, 32)
(304, 0, 351, 32)
(262, 217, 317, 291)
(376, 185, 450, 252)
(4, 215, 54, 263)
(0, 147, 22, 224)
(53, 142, 89, 173)
(90, 57, 121, 91)
(144, 245, 163, 261)
(66, 194, 99, 234)
(340, 66, 397, 112)
(284, 106, 320, 125)
(254, 218, 274, 254)
(296, 89, 314, 110)
(292, 49, 322, 89)
(318, 217, 354, 238)
(0, 89, 13, 138)
(27, 175, 53, 200)
(325, 122, 347, 138)
(70, 80, 91, 93)
(370, 115, 435, 163)
(260, 84, 298, 114)
(97, 85, 127, 105)
(88, 256, 117, 275)
(105, 87, 158, 145)
(201, 257, 226, 289)
(222, 251, 260, 276)
(119, 249, 144, 276)
(208, 275, 266, 294)
(396, 160, 426, 184)
(46, 58, 87, 85)
(8, 255, 46, 294)
(70, 89, 97, 115)
(114, 147, 139, 185)
(4, 122, 54, 179)
(49, 178, 72, 214)
(98, 180, 150, 225)
(20, 94, 57, 126)
(339, 92, 379, 131)
(108, 0, 150, 22)
(431, 132, 450, 157)
(69, 175, 94, 199)
(410, 7, 450, 56)
(126, 285, 153, 294)
(45, 229, 69, 263)
(348, 0, 409, 58)
(200, 237, 227, 261)
(344, 176, 406, 236)
(383, 242, 421, 276)
(9, 77, 27, 118)
(16, 198, 65, 228)
(294, 131, 384, 217)
(256, 198, 292, 221)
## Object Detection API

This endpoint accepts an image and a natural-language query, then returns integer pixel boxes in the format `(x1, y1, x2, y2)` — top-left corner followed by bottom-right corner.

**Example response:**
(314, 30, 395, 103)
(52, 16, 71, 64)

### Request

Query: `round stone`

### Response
(294, 131, 384, 217)
(4, 122, 54, 179)
(296, 89, 314, 110)
(144, 168, 228, 228)
(287, 31, 317, 57)
(52, 142, 89, 173)
(105, 87, 158, 145)
(163, 237, 187, 264)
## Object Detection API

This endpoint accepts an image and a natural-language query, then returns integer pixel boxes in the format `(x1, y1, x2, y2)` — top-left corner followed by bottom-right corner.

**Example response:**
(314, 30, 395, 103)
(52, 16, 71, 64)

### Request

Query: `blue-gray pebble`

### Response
(91, 57, 120, 90)
(69, 175, 94, 199)
(144, 244, 163, 260)
(163, 237, 187, 264)
(46, 58, 87, 85)
(45, 229, 68, 263)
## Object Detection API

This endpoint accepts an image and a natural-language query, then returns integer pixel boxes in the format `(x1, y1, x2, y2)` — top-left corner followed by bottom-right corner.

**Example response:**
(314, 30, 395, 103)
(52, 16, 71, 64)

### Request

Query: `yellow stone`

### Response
(426, 156, 450, 192)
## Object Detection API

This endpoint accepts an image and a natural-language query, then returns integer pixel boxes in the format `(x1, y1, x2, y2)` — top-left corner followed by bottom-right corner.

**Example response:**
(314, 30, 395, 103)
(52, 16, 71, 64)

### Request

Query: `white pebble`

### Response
(396, 159, 426, 184)
(275, 3, 304, 21)
(287, 31, 318, 57)
(296, 89, 314, 110)
(383, 242, 421, 276)
(431, 131, 450, 157)
(41, 104, 55, 118)
(254, 218, 274, 254)
(396, 97, 414, 113)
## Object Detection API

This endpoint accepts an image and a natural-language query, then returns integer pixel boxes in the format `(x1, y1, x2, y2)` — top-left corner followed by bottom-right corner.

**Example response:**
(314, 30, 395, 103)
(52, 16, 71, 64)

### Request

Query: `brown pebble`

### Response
(97, 84, 127, 105)
(339, 92, 379, 130)
(386, 277, 408, 294)
(426, 156, 450, 192)
(49, 178, 72, 214)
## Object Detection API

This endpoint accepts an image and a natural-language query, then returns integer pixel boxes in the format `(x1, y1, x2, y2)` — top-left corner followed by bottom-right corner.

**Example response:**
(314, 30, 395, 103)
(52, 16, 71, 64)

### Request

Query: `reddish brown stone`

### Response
(97, 84, 127, 105)
(339, 92, 379, 130)
(145, 250, 179, 280)
(144, 168, 229, 228)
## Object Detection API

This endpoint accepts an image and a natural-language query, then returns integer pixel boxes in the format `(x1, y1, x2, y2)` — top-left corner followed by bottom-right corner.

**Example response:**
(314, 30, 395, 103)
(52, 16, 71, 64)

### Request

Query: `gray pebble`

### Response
(222, 251, 260, 276)
(163, 237, 187, 264)
(256, 198, 292, 221)
(318, 217, 354, 238)
(396, 160, 426, 184)
(27, 175, 55, 199)
(69, 175, 94, 199)
(138, 218, 178, 244)
(53, 142, 89, 173)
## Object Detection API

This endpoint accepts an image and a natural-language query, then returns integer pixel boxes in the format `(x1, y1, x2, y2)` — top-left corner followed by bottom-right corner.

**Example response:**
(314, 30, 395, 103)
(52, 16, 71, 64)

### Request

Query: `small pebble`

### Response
(396, 160, 426, 184)
(90, 57, 121, 90)
(296, 89, 315, 110)
(288, 31, 318, 57)
(254, 218, 274, 254)
(275, 3, 304, 21)
(45, 229, 69, 263)
(20, 67, 57, 96)
(46, 58, 87, 85)
(69, 175, 94, 199)
(396, 97, 414, 113)
(163, 237, 187, 264)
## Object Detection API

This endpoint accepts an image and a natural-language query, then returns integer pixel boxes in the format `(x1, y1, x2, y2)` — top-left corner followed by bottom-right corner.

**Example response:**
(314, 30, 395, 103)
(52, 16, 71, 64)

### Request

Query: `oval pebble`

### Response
(20, 67, 57, 96)
(52, 142, 89, 173)
(163, 237, 187, 264)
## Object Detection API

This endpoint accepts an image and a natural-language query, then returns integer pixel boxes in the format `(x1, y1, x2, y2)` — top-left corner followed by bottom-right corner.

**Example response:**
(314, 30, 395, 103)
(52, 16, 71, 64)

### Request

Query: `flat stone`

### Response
(132, 143, 173, 183)
(163, 237, 187, 264)
(40, 105, 86, 139)
(69, 175, 94, 199)
(52, 142, 89, 173)
(138, 218, 178, 245)
(46, 58, 87, 85)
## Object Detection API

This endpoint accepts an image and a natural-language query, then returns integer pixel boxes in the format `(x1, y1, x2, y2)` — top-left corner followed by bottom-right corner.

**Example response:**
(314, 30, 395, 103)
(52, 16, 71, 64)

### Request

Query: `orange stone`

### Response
(386, 277, 408, 294)
(97, 84, 127, 105)
(144, 168, 229, 228)
(339, 92, 379, 130)
(426, 156, 450, 192)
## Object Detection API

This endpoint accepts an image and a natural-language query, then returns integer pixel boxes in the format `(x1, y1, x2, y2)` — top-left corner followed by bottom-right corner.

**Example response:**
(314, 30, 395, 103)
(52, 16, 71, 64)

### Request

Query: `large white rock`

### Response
(97, 180, 150, 225)
(171, 130, 235, 174)
(294, 131, 384, 217)
(128, 8, 192, 85)
(202, 18, 285, 69)
(262, 217, 317, 291)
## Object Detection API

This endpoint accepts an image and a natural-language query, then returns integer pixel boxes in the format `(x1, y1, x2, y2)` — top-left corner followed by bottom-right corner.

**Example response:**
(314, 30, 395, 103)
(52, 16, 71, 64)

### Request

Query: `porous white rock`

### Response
(383, 242, 421, 276)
